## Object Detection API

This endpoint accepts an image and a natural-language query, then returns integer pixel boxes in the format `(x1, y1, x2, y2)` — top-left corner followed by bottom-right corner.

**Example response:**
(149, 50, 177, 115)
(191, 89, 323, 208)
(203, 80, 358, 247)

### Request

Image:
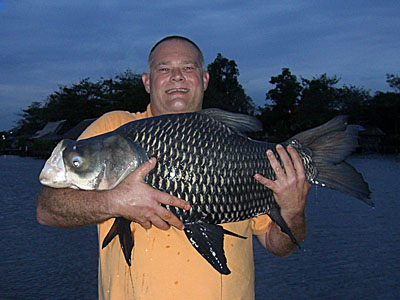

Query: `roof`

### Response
(62, 118, 96, 140)
(32, 120, 67, 140)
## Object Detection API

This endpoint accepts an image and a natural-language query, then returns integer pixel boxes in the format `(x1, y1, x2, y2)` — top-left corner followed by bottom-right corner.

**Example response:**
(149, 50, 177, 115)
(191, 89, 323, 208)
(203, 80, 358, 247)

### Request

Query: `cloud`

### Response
(0, 0, 399, 130)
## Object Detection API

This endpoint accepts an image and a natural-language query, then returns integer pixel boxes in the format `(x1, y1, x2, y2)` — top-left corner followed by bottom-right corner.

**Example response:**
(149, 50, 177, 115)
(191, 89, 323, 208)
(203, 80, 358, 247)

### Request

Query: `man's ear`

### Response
(203, 71, 210, 91)
(142, 73, 151, 94)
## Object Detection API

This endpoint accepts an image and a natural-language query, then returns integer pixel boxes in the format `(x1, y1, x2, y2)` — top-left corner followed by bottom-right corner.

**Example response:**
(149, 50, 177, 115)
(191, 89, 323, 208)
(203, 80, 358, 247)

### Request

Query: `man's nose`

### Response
(171, 68, 184, 82)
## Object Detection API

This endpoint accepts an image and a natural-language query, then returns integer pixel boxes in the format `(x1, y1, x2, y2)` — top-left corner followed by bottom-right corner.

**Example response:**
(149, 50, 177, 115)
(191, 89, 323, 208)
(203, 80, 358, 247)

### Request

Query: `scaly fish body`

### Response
(39, 109, 371, 274)
(126, 111, 291, 224)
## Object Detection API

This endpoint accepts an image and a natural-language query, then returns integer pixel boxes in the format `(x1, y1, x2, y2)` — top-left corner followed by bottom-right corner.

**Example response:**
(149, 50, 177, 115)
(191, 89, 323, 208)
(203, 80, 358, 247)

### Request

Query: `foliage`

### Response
(258, 67, 400, 153)
(295, 74, 341, 129)
(203, 53, 256, 115)
(14, 53, 255, 138)
(365, 91, 400, 135)
(336, 85, 372, 124)
(386, 73, 400, 93)
(259, 68, 301, 138)
(13, 71, 149, 135)
(101, 71, 149, 113)
(10, 56, 400, 154)
(43, 71, 149, 126)
(15, 102, 46, 135)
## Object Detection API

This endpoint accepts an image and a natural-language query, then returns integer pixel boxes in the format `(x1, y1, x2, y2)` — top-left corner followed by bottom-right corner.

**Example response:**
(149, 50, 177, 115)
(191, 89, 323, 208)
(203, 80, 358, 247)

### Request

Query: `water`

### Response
(254, 155, 400, 299)
(0, 155, 399, 299)
(0, 156, 98, 300)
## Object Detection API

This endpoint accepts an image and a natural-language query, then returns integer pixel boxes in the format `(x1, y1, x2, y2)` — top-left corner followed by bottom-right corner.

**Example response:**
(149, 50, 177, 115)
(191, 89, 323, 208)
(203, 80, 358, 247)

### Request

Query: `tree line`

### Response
(260, 68, 400, 143)
(4, 53, 400, 153)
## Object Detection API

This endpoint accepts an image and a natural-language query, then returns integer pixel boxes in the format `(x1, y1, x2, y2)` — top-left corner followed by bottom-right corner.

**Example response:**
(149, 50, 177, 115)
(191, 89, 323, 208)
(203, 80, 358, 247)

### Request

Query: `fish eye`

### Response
(71, 156, 83, 168)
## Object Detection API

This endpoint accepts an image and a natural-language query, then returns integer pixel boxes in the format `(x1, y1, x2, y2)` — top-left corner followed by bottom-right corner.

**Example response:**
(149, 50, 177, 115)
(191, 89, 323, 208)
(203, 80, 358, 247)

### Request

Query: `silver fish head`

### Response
(39, 134, 148, 190)
(40, 139, 74, 188)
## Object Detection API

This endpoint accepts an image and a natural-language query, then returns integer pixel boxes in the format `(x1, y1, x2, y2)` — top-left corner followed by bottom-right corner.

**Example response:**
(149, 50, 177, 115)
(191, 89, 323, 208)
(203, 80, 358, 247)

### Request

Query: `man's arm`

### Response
(37, 157, 190, 230)
(254, 144, 310, 257)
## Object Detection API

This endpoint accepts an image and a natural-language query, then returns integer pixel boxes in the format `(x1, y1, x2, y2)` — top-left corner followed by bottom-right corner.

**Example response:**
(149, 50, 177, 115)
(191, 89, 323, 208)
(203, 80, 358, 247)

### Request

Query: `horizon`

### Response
(1, 1, 398, 131)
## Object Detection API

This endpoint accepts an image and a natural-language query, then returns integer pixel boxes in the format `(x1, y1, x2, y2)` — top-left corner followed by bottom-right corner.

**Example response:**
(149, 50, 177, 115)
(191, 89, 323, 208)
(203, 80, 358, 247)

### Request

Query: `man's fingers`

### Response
(157, 193, 191, 211)
(155, 193, 189, 230)
(134, 157, 157, 180)
(255, 147, 286, 188)
(287, 146, 311, 192)
(148, 207, 185, 231)
(160, 207, 185, 230)
(266, 148, 284, 179)
(254, 173, 274, 188)
(287, 145, 306, 178)
(275, 144, 296, 178)
(135, 204, 183, 231)
(149, 217, 171, 231)
(139, 220, 152, 230)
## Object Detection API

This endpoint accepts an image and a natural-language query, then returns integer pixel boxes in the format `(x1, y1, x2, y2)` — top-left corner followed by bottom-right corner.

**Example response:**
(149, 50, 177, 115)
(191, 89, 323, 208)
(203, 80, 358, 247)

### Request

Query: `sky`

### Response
(1, 0, 399, 131)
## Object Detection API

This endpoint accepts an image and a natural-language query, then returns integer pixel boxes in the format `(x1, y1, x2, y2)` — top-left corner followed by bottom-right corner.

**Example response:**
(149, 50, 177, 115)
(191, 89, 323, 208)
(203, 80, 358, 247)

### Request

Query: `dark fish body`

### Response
(125, 111, 292, 224)
(39, 109, 372, 274)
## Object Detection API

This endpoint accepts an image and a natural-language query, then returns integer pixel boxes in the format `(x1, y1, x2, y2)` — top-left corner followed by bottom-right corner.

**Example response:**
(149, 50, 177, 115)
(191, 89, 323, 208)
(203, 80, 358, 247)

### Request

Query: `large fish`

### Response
(39, 109, 372, 274)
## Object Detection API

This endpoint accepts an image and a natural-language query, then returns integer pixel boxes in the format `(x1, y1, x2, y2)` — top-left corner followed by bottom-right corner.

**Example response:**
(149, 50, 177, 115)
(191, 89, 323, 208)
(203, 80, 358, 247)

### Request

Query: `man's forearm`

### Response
(36, 186, 112, 228)
(36, 159, 191, 231)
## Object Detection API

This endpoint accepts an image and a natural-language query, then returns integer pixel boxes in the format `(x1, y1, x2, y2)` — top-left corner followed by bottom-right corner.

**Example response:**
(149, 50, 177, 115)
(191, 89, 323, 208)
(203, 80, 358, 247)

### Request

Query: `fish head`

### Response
(40, 139, 74, 189)
(39, 134, 148, 190)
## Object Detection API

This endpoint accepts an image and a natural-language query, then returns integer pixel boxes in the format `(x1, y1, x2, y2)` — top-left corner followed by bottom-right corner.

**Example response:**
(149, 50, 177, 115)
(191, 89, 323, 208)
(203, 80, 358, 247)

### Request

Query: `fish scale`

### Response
(39, 108, 372, 274)
(117, 111, 282, 225)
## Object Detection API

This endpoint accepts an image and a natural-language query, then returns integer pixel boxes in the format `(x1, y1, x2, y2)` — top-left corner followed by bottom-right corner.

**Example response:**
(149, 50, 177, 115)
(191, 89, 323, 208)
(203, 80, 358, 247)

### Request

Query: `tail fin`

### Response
(290, 116, 373, 206)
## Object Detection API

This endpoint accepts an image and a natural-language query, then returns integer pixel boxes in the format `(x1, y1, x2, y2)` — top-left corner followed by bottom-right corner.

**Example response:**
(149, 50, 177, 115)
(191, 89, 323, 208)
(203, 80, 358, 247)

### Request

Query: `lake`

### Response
(0, 155, 399, 299)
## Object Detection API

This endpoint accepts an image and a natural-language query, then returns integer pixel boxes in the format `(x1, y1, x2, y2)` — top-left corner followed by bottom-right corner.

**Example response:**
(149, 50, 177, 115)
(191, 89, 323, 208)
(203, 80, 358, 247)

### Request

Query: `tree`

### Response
(266, 68, 302, 113)
(15, 102, 46, 135)
(386, 73, 400, 92)
(260, 68, 302, 138)
(203, 53, 255, 114)
(260, 70, 353, 139)
(367, 91, 400, 135)
(336, 85, 371, 124)
(43, 78, 105, 125)
(100, 70, 149, 113)
(15, 71, 150, 136)
(296, 74, 340, 129)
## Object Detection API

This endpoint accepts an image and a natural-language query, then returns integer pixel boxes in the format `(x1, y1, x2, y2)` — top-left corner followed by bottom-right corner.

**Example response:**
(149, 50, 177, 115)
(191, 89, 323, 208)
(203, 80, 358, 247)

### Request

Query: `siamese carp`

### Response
(39, 109, 372, 274)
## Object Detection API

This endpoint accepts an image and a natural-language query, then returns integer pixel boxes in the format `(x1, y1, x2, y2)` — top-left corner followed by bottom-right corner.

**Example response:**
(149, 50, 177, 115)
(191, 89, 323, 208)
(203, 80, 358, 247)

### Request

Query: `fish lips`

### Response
(39, 139, 72, 188)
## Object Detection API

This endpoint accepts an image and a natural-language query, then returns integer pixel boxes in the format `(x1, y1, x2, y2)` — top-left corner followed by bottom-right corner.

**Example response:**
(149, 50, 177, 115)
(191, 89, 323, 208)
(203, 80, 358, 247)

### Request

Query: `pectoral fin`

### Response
(184, 223, 246, 275)
(102, 217, 134, 266)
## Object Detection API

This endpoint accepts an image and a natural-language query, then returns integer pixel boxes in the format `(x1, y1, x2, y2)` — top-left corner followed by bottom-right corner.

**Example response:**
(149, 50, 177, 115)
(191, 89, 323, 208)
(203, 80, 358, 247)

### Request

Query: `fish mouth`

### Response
(39, 140, 70, 188)
(165, 88, 189, 94)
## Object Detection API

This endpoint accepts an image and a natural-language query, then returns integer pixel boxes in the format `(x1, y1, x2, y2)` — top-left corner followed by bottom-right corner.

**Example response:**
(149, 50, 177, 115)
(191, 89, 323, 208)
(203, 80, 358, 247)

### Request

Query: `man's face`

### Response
(142, 39, 209, 116)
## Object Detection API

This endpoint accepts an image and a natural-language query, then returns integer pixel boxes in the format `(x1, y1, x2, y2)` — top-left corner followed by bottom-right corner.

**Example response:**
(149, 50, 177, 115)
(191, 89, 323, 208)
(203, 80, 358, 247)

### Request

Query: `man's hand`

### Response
(37, 157, 190, 230)
(108, 157, 190, 231)
(254, 144, 310, 256)
(255, 144, 310, 217)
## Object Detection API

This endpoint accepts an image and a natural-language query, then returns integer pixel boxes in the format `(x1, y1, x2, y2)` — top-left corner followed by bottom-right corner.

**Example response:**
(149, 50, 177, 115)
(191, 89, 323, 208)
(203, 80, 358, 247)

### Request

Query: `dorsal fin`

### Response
(199, 108, 263, 136)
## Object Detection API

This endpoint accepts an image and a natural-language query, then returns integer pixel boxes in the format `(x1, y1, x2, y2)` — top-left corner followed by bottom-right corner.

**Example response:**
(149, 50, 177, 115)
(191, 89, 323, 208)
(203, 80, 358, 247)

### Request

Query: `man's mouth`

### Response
(166, 88, 189, 94)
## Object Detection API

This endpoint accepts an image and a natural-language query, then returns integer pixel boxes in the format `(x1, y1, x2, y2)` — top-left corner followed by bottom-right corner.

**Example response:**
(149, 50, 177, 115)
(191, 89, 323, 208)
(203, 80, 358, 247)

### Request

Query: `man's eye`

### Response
(184, 66, 195, 71)
(159, 67, 169, 72)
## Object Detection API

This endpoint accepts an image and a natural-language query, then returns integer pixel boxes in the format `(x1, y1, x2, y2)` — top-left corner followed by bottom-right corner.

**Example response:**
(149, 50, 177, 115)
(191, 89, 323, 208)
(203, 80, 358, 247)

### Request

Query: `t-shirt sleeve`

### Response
(78, 111, 137, 140)
(249, 214, 272, 235)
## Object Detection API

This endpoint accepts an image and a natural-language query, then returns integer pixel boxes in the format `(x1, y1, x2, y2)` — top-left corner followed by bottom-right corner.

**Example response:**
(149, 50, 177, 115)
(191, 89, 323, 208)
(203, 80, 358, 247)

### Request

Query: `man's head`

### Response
(142, 36, 209, 116)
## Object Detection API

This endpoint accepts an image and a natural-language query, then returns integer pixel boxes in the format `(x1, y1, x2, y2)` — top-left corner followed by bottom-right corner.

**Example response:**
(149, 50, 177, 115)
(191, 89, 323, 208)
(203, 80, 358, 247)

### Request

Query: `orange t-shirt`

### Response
(79, 105, 272, 300)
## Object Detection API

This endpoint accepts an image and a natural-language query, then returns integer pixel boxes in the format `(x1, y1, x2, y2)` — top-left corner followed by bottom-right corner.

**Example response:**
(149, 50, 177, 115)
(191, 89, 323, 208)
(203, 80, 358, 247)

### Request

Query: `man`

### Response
(37, 36, 310, 300)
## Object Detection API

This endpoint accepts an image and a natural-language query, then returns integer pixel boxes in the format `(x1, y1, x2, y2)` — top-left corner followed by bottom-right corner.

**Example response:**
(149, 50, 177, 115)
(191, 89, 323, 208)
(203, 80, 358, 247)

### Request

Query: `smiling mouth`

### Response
(166, 88, 189, 94)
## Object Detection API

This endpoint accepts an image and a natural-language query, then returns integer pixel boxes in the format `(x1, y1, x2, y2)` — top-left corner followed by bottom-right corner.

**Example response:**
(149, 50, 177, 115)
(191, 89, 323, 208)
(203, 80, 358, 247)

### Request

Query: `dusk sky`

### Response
(1, 0, 399, 131)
